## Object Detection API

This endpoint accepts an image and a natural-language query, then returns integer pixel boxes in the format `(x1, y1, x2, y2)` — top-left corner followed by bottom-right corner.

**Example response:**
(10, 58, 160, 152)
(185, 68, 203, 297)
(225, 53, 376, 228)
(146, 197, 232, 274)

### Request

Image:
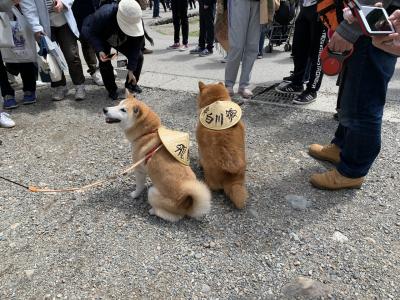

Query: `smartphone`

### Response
(356, 6, 395, 35)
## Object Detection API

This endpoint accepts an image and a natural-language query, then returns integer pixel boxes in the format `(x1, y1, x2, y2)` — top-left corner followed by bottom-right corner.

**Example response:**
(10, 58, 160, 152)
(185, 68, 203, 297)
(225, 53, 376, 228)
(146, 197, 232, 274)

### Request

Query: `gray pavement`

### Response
(1, 8, 400, 299)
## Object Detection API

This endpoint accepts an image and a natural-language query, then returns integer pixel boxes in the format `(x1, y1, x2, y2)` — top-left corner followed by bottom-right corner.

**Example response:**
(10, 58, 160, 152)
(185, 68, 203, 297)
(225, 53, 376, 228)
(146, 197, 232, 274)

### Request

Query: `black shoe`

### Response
(275, 83, 304, 94)
(283, 71, 294, 82)
(292, 90, 317, 105)
(108, 89, 125, 101)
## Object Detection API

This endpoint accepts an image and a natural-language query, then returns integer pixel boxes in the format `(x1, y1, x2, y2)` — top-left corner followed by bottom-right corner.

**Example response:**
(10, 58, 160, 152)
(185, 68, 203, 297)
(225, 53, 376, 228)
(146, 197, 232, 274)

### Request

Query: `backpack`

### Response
(317, 0, 345, 30)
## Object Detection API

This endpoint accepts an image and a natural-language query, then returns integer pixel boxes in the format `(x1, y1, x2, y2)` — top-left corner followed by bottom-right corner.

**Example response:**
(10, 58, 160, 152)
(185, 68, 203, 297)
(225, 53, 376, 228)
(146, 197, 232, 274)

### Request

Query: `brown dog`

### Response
(196, 82, 247, 208)
(103, 93, 211, 222)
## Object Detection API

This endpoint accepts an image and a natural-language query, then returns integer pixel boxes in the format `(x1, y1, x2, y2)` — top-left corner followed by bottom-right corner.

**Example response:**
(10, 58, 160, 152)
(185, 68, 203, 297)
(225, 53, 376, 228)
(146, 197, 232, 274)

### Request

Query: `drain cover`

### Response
(252, 83, 296, 104)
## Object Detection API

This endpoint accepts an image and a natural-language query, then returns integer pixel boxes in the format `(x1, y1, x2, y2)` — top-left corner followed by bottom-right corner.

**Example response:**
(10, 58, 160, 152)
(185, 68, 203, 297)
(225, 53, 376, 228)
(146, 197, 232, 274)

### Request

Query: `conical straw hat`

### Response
(199, 100, 242, 130)
(158, 127, 190, 165)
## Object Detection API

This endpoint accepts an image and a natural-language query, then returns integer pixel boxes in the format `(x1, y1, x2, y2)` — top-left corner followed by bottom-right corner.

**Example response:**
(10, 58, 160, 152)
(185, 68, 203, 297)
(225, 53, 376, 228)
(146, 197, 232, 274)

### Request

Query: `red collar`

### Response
(145, 143, 162, 165)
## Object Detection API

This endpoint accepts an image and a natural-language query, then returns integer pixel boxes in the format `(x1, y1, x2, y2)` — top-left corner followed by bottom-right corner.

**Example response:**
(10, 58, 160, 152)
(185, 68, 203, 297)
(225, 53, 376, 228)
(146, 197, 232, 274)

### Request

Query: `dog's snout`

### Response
(103, 108, 108, 114)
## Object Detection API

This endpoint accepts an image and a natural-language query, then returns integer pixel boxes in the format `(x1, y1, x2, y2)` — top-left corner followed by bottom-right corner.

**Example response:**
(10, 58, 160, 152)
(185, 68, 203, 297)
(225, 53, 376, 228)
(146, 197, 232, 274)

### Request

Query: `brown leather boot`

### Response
(309, 143, 341, 164)
(310, 169, 364, 190)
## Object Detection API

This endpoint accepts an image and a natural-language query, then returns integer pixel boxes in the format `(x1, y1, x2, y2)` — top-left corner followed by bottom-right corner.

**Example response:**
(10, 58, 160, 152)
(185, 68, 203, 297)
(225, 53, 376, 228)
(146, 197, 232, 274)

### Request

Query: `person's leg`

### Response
(171, 0, 180, 44)
(50, 26, 67, 88)
(238, 0, 260, 90)
(205, 2, 215, 51)
(290, 5, 312, 86)
(53, 24, 85, 86)
(161, 0, 167, 12)
(198, 0, 206, 49)
(305, 20, 327, 93)
(80, 38, 98, 75)
(19, 63, 37, 92)
(153, 0, 160, 17)
(97, 46, 118, 94)
(0, 52, 15, 98)
(259, 25, 267, 55)
(336, 37, 396, 178)
(225, 0, 251, 88)
(180, 0, 189, 45)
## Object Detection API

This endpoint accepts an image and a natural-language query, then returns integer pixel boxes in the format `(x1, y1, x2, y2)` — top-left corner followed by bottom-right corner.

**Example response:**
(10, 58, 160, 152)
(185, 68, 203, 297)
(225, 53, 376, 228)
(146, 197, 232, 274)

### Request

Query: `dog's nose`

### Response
(103, 108, 108, 114)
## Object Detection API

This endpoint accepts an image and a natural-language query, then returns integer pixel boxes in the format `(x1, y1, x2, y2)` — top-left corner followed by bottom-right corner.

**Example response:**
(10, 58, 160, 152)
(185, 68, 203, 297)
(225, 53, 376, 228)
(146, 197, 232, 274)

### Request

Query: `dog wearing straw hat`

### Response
(196, 82, 248, 209)
(103, 93, 211, 222)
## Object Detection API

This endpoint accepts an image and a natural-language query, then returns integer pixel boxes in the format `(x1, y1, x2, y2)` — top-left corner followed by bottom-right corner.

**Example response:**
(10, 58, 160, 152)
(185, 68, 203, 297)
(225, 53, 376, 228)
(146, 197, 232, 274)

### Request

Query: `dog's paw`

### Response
(149, 208, 156, 215)
(130, 190, 143, 199)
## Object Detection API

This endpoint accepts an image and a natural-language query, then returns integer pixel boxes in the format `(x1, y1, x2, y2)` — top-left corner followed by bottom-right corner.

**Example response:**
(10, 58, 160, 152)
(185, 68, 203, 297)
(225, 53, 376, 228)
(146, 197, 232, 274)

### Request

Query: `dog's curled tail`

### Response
(224, 182, 248, 209)
(180, 180, 212, 218)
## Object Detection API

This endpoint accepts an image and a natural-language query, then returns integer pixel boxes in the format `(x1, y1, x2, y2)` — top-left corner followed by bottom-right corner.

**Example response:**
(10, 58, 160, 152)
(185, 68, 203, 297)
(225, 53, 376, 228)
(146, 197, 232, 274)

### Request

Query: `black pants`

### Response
(51, 24, 85, 87)
(291, 5, 327, 92)
(80, 38, 98, 75)
(0, 52, 36, 97)
(199, 0, 215, 50)
(98, 44, 144, 94)
(171, 0, 189, 45)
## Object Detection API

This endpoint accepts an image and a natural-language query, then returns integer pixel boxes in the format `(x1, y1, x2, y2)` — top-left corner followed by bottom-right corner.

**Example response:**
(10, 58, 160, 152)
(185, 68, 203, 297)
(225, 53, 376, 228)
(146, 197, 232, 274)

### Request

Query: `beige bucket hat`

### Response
(117, 0, 144, 37)
(199, 100, 242, 130)
(158, 127, 190, 165)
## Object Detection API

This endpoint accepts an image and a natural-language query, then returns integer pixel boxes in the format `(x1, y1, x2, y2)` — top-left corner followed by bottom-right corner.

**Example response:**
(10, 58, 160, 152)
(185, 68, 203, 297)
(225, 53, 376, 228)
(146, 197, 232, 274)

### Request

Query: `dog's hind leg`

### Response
(148, 187, 183, 222)
(130, 169, 147, 199)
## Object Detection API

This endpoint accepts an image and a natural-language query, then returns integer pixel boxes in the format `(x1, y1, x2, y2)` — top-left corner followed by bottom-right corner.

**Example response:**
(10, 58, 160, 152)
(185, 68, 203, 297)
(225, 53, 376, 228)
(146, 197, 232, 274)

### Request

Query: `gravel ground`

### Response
(1, 82, 400, 299)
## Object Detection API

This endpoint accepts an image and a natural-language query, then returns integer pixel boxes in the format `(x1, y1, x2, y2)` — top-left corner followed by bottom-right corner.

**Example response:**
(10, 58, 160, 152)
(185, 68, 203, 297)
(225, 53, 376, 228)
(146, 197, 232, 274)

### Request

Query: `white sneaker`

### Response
(0, 112, 15, 128)
(75, 84, 86, 101)
(52, 86, 68, 101)
(91, 69, 104, 86)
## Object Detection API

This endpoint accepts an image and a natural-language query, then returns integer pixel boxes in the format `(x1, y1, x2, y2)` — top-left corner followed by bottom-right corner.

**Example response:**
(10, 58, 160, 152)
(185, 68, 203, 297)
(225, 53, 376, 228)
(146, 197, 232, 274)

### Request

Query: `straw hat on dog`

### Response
(158, 127, 190, 166)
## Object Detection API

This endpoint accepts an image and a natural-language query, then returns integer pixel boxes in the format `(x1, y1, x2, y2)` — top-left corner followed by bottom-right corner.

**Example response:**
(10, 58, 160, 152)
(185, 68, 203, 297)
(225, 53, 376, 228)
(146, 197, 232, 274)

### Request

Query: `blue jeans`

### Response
(332, 37, 397, 178)
(153, 0, 160, 17)
(258, 24, 268, 54)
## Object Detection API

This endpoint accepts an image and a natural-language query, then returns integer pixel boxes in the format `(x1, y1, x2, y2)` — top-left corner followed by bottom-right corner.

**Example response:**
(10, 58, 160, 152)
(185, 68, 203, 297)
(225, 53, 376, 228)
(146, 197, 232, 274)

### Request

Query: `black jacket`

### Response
(72, 0, 101, 31)
(81, 3, 144, 71)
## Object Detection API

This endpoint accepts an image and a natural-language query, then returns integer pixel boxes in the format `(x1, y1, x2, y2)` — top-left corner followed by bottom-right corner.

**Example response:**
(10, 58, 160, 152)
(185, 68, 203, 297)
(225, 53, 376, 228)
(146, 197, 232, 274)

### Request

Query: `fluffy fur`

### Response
(103, 93, 211, 222)
(196, 82, 248, 208)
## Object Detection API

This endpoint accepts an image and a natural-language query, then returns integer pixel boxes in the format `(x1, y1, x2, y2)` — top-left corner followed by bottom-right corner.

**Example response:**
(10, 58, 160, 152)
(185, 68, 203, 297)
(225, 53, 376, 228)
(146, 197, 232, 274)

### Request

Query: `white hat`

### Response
(117, 0, 144, 37)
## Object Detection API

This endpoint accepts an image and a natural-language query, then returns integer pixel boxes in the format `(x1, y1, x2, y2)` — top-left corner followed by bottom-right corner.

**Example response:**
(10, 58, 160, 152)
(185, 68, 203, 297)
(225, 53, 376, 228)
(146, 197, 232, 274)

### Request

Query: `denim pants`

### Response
(198, 0, 215, 50)
(332, 37, 397, 178)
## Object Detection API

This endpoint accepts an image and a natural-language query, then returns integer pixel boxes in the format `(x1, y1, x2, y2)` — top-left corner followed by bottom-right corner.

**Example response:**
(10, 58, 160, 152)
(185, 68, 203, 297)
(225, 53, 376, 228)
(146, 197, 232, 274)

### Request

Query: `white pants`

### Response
(225, 0, 260, 89)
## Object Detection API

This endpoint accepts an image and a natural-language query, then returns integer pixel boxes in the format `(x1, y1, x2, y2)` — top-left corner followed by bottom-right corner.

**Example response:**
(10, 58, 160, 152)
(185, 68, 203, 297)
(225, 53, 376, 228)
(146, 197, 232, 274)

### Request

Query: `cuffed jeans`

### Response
(51, 24, 85, 87)
(332, 37, 397, 178)
(225, 0, 260, 89)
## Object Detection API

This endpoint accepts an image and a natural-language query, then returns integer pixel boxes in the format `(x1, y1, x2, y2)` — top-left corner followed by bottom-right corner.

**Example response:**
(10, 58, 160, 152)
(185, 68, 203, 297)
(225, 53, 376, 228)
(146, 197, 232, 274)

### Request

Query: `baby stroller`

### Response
(264, 0, 298, 53)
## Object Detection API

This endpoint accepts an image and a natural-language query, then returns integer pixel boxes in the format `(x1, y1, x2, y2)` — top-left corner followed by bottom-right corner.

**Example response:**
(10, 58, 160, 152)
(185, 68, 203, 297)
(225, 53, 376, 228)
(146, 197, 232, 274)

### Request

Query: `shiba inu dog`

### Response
(196, 82, 247, 208)
(103, 93, 211, 222)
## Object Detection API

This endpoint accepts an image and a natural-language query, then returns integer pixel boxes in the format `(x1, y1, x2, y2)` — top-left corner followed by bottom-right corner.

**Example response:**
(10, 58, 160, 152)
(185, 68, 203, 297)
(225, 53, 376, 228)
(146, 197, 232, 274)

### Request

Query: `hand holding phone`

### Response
(353, 4, 395, 35)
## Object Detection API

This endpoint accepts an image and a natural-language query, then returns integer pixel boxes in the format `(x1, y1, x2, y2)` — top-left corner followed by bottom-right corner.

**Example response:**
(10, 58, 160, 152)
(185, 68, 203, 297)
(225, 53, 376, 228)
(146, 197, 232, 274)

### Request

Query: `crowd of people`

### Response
(1, 0, 399, 190)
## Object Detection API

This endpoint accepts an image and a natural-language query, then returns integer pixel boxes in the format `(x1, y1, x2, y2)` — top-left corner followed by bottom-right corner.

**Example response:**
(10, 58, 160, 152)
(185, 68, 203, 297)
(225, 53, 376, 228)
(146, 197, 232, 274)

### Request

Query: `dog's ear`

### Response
(218, 82, 224, 86)
(198, 81, 206, 92)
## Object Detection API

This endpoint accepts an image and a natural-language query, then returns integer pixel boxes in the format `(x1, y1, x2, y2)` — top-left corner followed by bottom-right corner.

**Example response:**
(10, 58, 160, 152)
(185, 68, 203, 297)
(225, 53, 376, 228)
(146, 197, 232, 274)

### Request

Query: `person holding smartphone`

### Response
(372, 9, 400, 54)
(82, 0, 145, 100)
(308, 0, 399, 190)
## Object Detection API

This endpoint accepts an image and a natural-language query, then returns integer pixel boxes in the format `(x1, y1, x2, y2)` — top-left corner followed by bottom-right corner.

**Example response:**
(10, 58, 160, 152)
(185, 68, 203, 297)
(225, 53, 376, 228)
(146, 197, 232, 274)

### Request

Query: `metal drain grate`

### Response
(252, 83, 297, 104)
